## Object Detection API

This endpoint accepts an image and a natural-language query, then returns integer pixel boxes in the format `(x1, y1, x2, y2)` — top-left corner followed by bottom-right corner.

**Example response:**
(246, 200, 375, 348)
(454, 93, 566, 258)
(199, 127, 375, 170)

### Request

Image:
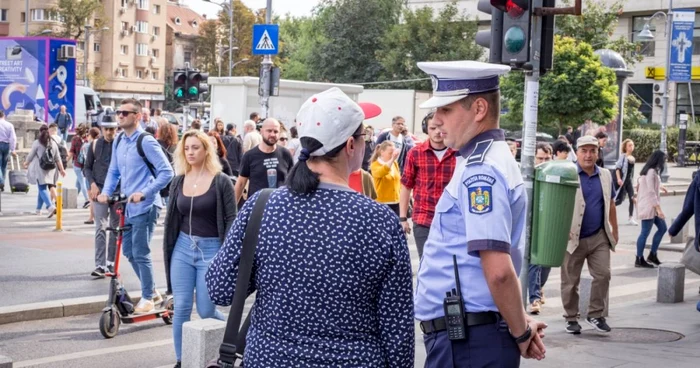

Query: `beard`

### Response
(263, 137, 277, 146)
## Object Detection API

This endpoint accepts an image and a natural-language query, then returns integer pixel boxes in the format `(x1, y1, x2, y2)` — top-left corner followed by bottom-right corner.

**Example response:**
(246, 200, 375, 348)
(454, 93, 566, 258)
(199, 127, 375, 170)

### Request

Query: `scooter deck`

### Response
(121, 308, 171, 324)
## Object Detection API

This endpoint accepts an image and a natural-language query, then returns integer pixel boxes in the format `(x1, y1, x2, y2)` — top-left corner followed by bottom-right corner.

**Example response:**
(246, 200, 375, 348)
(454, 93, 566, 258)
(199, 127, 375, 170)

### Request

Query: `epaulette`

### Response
(466, 139, 494, 166)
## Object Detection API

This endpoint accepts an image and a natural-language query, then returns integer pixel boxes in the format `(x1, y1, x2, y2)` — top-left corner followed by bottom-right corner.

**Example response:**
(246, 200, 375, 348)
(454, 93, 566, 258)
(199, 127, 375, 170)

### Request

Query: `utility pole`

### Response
(229, 0, 235, 77)
(84, 25, 91, 87)
(659, 0, 674, 182)
(25, 0, 29, 36)
(259, 0, 273, 118)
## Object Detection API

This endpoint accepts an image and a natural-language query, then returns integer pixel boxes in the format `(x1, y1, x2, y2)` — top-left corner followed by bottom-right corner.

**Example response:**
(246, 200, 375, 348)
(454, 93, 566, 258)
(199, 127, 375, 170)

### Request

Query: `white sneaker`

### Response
(628, 218, 639, 226)
(152, 289, 163, 305)
(133, 298, 155, 314)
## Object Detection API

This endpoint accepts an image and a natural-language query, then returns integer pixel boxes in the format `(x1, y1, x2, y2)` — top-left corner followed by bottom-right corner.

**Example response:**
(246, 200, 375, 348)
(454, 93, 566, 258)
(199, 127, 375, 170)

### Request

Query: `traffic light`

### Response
(540, 0, 556, 74)
(173, 70, 187, 101)
(187, 70, 209, 101)
(496, 0, 531, 65)
(475, 0, 504, 64)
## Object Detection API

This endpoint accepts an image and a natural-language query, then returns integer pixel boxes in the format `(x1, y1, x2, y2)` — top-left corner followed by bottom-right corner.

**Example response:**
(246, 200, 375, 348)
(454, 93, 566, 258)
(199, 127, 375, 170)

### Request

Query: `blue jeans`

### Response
(528, 264, 551, 304)
(0, 141, 9, 187)
(636, 216, 667, 257)
(73, 167, 88, 201)
(171, 232, 225, 361)
(60, 128, 69, 142)
(36, 183, 52, 210)
(122, 205, 158, 300)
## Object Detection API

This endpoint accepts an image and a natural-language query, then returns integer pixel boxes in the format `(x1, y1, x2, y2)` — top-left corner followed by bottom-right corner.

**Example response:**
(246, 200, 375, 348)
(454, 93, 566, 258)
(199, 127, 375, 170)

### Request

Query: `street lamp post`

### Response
(217, 46, 239, 77)
(205, 0, 235, 77)
(25, 0, 29, 36)
(638, 1, 673, 182)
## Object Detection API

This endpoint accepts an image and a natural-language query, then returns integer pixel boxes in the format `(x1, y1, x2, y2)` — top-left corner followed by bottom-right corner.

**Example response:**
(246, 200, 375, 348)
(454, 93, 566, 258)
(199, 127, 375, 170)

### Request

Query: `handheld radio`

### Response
(443, 255, 466, 340)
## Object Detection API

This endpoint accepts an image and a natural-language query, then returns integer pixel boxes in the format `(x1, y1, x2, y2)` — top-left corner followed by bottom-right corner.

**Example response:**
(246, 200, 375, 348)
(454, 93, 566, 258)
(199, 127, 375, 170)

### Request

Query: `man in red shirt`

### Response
(399, 112, 458, 257)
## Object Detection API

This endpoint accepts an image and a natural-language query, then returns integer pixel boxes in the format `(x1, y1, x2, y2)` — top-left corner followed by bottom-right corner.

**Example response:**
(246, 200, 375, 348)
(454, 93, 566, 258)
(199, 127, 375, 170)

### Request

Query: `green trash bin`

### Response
(530, 160, 580, 267)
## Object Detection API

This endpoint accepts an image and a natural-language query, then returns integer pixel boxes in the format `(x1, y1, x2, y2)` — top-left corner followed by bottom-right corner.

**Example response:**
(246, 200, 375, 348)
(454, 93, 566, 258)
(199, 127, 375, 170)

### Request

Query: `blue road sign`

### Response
(669, 9, 695, 82)
(252, 24, 279, 55)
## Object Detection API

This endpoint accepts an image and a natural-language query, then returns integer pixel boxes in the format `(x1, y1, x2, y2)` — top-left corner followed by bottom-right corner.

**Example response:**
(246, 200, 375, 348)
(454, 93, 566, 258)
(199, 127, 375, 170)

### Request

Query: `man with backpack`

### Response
(83, 119, 119, 278)
(98, 98, 173, 314)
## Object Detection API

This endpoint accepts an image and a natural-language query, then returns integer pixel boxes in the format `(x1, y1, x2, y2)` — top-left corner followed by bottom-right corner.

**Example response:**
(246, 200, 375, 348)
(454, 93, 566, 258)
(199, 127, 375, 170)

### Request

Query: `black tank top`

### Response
(177, 181, 218, 237)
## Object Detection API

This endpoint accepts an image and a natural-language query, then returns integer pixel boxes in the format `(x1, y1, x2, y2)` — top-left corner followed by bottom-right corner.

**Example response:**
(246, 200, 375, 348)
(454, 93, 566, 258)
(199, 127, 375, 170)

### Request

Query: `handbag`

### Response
(680, 237, 700, 275)
(205, 188, 273, 368)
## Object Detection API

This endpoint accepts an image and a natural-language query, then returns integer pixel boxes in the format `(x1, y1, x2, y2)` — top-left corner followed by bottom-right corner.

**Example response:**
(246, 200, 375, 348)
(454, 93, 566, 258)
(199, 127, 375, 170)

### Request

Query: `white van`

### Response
(75, 86, 104, 127)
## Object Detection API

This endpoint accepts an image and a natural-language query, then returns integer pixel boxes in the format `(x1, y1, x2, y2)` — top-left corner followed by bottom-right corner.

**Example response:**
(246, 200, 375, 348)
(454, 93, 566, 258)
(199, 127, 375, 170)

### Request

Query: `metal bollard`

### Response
(55, 181, 63, 231)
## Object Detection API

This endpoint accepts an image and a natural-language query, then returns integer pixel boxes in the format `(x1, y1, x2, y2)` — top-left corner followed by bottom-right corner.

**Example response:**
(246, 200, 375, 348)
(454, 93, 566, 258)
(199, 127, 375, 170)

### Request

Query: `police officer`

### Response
(414, 60, 547, 367)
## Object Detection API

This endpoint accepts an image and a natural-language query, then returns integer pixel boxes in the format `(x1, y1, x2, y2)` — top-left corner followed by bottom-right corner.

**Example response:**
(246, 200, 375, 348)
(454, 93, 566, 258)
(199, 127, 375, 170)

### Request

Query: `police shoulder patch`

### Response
(464, 174, 496, 215)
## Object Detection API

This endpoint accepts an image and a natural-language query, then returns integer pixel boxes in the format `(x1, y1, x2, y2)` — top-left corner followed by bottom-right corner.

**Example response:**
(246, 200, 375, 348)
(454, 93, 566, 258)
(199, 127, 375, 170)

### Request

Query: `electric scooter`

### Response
(99, 193, 174, 339)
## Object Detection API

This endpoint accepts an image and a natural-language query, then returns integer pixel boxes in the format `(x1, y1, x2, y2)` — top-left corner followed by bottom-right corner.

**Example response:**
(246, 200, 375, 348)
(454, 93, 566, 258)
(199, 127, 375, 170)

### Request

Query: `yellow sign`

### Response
(645, 66, 700, 80)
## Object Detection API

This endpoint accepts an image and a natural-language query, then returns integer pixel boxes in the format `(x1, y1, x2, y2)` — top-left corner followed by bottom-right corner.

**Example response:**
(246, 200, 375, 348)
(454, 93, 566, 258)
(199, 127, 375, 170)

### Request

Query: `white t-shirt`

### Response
(287, 138, 301, 163)
(433, 148, 448, 161)
(389, 132, 404, 152)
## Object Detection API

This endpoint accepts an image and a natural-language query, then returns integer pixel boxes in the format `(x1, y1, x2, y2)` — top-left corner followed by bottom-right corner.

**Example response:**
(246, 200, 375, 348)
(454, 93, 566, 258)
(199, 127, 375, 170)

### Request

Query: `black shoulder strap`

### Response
(136, 133, 157, 177)
(217, 188, 274, 366)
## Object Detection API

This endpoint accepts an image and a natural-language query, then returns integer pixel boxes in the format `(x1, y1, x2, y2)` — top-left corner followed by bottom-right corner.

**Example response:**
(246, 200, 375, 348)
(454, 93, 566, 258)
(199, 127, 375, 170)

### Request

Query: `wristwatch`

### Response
(512, 324, 532, 344)
(399, 217, 408, 222)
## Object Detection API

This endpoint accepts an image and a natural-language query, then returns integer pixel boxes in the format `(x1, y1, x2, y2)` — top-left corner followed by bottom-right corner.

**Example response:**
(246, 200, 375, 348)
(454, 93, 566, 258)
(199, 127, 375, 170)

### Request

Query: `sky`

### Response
(184, 0, 322, 19)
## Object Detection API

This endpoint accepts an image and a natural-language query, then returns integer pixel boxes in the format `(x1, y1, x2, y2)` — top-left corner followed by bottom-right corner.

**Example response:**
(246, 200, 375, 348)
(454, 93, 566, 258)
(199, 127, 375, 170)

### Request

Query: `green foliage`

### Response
(51, 0, 106, 40)
(623, 94, 646, 130)
(278, 16, 323, 80)
(556, 0, 643, 66)
(376, 3, 482, 90)
(501, 36, 619, 135)
(623, 128, 700, 162)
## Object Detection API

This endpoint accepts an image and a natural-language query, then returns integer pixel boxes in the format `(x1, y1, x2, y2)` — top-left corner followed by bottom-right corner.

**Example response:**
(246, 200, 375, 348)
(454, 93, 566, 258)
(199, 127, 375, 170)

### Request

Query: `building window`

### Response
(121, 0, 128, 8)
(136, 69, 144, 79)
(136, 43, 148, 56)
(138, 0, 149, 10)
(184, 51, 192, 64)
(20, 12, 25, 23)
(632, 16, 656, 57)
(676, 83, 700, 124)
(174, 17, 181, 25)
(693, 14, 700, 56)
(77, 41, 85, 50)
(153, 26, 160, 36)
(0, 9, 8, 22)
(121, 21, 129, 31)
(152, 71, 159, 80)
(93, 43, 101, 52)
(153, 4, 161, 14)
(30, 9, 59, 21)
(152, 49, 159, 58)
(118, 68, 127, 78)
(192, 20, 198, 28)
(136, 21, 148, 33)
(120, 45, 128, 55)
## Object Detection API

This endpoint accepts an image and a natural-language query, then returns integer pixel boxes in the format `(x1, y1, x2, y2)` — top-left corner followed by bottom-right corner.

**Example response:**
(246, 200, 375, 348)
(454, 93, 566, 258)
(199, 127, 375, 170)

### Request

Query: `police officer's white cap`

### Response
(417, 60, 511, 109)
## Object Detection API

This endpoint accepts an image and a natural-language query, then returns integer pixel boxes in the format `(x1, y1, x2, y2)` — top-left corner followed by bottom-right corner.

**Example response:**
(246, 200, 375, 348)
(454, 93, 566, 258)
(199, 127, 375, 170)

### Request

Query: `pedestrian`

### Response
(190, 119, 202, 131)
(241, 120, 262, 153)
(529, 142, 553, 314)
(55, 105, 73, 142)
(414, 61, 546, 366)
(97, 98, 174, 314)
(249, 112, 260, 124)
(206, 131, 233, 176)
(83, 118, 119, 278)
(635, 150, 668, 268)
(553, 140, 572, 161)
(67, 124, 90, 208)
(362, 124, 376, 171)
(370, 141, 401, 216)
(399, 111, 457, 258)
(278, 129, 289, 148)
(508, 140, 518, 158)
(375, 116, 415, 173)
(615, 139, 638, 225)
(82, 128, 100, 224)
(287, 126, 301, 163)
(234, 118, 293, 204)
(140, 108, 159, 131)
(164, 130, 236, 368)
(565, 126, 574, 147)
(157, 122, 179, 207)
(0, 110, 17, 192)
(213, 118, 225, 136)
(206, 87, 414, 367)
(48, 123, 68, 204)
(24, 124, 65, 217)
(595, 131, 608, 167)
(222, 126, 243, 178)
(561, 135, 619, 334)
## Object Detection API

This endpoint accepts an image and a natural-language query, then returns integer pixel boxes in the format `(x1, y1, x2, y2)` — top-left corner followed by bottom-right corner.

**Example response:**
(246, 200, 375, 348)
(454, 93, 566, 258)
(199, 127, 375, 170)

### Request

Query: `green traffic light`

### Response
(175, 88, 184, 98)
(503, 26, 526, 54)
(188, 86, 199, 96)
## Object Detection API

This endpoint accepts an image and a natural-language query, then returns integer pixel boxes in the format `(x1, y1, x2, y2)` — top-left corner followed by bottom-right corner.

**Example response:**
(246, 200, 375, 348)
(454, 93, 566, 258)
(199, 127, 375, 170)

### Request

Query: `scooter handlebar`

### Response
(107, 193, 128, 205)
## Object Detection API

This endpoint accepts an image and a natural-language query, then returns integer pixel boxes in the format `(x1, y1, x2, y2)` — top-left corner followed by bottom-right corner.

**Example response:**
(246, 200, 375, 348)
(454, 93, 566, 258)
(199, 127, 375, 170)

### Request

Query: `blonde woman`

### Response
(162, 130, 237, 368)
(370, 140, 401, 215)
(615, 139, 637, 225)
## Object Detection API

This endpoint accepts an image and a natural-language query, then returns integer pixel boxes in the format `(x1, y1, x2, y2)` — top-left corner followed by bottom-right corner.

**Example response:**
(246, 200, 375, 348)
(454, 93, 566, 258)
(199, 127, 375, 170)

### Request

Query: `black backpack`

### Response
(39, 143, 57, 170)
(115, 132, 172, 178)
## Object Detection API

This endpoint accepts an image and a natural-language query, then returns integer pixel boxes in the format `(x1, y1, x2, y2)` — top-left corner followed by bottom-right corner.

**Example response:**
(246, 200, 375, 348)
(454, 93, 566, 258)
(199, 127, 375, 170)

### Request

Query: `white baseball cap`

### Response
(296, 87, 380, 157)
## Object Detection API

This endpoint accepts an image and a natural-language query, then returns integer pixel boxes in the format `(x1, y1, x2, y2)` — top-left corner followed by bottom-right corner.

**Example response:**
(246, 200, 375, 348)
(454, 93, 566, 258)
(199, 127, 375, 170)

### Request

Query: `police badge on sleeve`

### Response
(463, 174, 496, 214)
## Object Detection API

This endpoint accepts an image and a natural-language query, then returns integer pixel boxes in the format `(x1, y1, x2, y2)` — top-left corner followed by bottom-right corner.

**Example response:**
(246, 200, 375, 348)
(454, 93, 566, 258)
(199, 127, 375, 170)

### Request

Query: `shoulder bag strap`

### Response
(217, 188, 273, 367)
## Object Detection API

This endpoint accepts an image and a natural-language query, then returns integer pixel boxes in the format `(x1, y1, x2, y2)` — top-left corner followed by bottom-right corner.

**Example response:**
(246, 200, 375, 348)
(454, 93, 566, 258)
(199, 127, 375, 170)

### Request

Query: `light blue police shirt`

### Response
(414, 129, 527, 320)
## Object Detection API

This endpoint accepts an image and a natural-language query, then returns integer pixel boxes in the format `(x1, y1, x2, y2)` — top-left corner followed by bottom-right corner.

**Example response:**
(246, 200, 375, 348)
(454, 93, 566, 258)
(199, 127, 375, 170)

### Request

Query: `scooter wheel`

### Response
(99, 308, 120, 338)
(162, 297, 174, 325)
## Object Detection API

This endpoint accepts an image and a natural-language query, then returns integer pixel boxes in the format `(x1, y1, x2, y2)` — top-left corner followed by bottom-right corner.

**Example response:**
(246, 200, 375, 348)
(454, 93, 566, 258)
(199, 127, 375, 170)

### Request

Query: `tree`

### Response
(278, 16, 320, 80)
(624, 94, 646, 129)
(377, 3, 482, 90)
(307, 0, 404, 84)
(501, 36, 619, 135)
(556, 0, 643, 66)
(50, 0, 106, 40)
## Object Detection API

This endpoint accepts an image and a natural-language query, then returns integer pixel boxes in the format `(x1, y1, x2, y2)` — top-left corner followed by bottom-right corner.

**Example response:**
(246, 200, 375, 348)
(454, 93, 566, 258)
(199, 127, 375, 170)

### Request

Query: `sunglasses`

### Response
(279, 137, 288, 141)
(115, 110, 138, 117)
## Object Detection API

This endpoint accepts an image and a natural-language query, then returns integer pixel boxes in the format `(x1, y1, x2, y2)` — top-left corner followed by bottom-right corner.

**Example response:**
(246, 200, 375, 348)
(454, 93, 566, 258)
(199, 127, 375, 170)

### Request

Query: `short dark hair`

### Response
(48, 123, 58, 130)
(250, 112, 259, 121)
(567, 126, 573, 130)
(460, 91, 500, 121)
(536, 142, 552, 155)
(290, 126, 298, 139)
(120, 98, 142, 111)
(552, 140, 571, 155)
(191, 120, 202, 130)
(392, 116, 405, 124)
(0, 110, 5, 118)
(226, 123, 234, 132)
(595, 131, 608, 139)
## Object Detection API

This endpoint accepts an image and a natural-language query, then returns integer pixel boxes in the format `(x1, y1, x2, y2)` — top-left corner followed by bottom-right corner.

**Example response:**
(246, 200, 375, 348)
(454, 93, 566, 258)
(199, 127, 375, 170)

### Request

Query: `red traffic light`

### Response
(491, 0, 528, 17)
(174, 71, 187, 85)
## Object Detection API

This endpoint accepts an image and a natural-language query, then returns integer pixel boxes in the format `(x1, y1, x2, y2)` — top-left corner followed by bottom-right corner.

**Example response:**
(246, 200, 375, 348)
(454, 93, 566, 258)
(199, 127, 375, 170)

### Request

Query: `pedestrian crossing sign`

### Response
(252, 24, 279, 55)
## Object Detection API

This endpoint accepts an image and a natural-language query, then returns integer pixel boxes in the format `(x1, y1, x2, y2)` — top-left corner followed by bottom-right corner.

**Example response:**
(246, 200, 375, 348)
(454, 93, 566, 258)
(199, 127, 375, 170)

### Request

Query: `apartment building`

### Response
(407, 0, 700, 126)
(165, 1, 205, 77)
(0, 0, 168, 109)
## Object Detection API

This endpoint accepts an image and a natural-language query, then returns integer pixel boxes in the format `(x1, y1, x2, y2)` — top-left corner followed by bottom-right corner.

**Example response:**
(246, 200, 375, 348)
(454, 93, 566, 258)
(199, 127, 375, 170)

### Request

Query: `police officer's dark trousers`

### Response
(423, 320, 520, 368)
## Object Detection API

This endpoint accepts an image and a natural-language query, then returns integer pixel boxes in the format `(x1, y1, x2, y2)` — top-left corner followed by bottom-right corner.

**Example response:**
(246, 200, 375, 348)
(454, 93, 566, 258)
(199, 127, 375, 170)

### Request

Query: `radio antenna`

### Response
(453, 255, 461, 297)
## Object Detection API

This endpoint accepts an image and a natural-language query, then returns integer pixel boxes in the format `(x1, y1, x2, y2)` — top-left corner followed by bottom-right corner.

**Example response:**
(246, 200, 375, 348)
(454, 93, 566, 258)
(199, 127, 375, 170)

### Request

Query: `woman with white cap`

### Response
(206, 87, 414, 367)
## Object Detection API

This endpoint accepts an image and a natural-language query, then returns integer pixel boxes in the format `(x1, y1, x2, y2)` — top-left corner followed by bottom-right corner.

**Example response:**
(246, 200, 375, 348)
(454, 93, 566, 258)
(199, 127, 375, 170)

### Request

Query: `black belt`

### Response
(420, 311, 500, 334)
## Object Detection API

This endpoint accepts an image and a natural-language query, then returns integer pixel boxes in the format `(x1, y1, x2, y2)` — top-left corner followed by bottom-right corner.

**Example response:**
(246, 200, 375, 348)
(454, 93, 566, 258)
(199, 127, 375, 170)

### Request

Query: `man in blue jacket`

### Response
(56, 105, 73, 141)
(375, 116, 415, 173)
